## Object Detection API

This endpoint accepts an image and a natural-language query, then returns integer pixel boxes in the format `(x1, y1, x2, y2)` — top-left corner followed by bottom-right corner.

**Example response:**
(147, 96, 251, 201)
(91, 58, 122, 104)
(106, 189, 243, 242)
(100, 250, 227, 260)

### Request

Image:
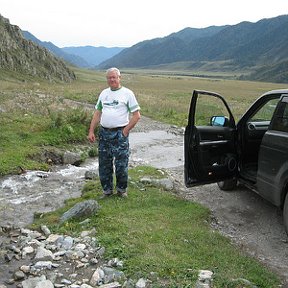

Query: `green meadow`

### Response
(1, 68, 286, 286)
(1, 68, 285, 175)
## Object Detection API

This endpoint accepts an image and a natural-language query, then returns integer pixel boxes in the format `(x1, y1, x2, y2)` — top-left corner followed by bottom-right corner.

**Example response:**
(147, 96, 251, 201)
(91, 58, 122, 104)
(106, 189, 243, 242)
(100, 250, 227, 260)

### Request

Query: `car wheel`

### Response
(283, 193, 288, 235)
(217, 178, 237, 191)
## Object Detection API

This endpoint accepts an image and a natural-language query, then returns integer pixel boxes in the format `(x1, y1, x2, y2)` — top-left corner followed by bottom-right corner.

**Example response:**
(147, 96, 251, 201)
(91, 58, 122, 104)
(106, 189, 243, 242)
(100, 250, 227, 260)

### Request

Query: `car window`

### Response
(248, 98, 279, 122)
(195, 94, 230, 126)
(270, 96, 288, 132)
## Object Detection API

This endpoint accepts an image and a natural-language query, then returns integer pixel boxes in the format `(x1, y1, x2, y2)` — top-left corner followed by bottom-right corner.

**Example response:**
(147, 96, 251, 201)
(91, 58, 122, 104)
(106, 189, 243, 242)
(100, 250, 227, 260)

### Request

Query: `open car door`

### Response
(184, 90, 237, 187)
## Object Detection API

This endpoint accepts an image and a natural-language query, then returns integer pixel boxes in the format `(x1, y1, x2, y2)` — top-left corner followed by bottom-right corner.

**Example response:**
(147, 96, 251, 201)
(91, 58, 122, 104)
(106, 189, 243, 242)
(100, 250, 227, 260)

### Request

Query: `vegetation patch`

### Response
(31, 165, 280, 287)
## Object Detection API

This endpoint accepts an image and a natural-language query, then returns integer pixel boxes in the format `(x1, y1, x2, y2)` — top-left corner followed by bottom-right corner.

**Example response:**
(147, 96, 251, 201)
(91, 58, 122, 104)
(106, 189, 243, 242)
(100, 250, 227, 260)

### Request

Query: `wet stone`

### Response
(34, 246, 54, 260)
(14, 270, 25, 280)
(40, 225, 51, 236)
(63, 151, 82, 166)
(59, 200, 100, 224)
(85, 170, 98, 180)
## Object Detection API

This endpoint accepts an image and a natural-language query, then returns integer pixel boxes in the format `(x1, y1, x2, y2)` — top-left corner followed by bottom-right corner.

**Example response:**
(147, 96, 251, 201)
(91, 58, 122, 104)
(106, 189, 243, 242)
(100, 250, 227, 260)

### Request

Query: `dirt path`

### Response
(135, 116, 288, 287)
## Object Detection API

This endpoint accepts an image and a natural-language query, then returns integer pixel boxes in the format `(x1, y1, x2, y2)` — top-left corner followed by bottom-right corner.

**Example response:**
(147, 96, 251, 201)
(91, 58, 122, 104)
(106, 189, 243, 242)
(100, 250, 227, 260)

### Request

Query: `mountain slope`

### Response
(22, 31, 124, 68)
(0, 15, 75, 82)
(22, 31, 90, 68)
(98, 26, 226, 68)
(98, 15, 288, 83)
(184, 15, 288, 64)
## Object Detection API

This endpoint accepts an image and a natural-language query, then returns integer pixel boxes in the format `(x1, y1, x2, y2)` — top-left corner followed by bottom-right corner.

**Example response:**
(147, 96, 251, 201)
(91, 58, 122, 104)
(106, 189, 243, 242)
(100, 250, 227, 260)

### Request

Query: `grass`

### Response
(31, 166, 281, 287)
(0, 108, 92, 175)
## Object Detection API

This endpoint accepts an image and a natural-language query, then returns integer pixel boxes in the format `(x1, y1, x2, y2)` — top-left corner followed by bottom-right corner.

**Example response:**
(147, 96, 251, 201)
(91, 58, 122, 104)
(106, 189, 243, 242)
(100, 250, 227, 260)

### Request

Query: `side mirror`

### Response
(210, 116, 229, 127)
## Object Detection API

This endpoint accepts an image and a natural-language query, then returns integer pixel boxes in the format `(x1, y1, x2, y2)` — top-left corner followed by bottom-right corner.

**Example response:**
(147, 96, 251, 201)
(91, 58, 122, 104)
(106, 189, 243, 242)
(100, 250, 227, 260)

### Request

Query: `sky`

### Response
(0, 0, 287, 48)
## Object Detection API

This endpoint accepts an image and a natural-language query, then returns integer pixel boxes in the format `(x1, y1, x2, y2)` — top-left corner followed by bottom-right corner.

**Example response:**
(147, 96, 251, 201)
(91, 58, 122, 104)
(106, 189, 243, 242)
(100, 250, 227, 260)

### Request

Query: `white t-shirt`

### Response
(95, 86, 140, 128)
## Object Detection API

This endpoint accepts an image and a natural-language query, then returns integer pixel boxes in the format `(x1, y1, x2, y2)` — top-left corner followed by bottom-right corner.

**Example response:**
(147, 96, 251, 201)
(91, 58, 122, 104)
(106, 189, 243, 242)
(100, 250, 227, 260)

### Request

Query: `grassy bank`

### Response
(31, 166, 280, 287)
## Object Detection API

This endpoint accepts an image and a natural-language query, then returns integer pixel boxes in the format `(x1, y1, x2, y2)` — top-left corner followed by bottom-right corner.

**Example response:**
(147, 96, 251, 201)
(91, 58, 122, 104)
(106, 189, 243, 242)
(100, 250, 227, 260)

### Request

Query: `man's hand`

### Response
(88, 110, 101, 143)
(88, 131, 96, 143)
(122, 127, 129, 137)
(122, 110, 141, 137)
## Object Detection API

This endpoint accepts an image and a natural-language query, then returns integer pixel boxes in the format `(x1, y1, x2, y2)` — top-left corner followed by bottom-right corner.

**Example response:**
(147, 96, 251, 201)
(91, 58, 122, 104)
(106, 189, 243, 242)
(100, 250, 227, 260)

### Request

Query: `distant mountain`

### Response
(62, 46, 125, 67)
(97, 26, 228, 68)
(22, 31, 90, 68)
(22, 31, 125, 68)
(0, 15, 75, 82)
(98, 15, 288, 83)
(3, 12, 288, 83)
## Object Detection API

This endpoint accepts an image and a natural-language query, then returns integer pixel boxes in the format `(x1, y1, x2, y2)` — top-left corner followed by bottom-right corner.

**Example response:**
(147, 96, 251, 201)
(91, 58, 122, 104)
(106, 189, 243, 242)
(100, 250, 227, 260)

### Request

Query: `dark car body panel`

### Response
(185, 89, 288, 209)
(184, 90, 237, 186)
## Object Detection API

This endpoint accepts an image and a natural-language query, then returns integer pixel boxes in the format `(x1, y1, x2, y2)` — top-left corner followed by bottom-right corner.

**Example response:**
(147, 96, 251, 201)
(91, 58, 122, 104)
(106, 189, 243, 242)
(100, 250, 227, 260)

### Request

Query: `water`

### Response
(130, 130, 184, 168)
(0, 130, 184, 227)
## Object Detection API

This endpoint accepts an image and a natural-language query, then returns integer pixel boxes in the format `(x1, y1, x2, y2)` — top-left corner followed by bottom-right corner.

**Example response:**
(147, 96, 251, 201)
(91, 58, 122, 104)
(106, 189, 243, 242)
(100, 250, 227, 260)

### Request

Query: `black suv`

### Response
(184, 89, 288, 233)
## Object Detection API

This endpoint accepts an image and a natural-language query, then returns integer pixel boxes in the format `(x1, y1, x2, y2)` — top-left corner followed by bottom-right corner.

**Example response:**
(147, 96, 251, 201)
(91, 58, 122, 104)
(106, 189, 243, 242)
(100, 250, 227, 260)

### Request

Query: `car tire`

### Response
(217, 178, 237, 191)
(283, 193, 288, 235)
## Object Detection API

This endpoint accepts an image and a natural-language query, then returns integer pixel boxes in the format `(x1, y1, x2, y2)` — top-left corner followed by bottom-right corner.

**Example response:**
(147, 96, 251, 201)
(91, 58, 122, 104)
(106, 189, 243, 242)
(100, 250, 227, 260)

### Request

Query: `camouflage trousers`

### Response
(98, 127, 129, 194)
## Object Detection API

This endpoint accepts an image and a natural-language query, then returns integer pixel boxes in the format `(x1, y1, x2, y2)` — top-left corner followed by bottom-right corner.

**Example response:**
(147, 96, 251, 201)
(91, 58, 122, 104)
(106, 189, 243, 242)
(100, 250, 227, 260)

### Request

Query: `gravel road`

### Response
(135, 116, 288, 287)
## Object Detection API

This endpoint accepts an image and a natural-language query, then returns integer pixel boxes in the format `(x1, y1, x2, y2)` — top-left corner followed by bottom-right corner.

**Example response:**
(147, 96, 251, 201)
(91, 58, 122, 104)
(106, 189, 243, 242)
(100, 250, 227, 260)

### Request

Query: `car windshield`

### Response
(248, 98, 279, 122)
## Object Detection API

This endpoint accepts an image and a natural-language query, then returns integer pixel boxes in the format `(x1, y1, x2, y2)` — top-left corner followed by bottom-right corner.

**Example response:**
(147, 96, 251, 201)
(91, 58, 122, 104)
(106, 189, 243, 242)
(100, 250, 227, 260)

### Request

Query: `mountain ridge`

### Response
(0, 15, 75, 82)
(1, 13, 288, 83)
(97, 15, 288, 83)
(22, 31, 125, 68)
(22, 31, 91, 68)
(62, 45, 124, 67)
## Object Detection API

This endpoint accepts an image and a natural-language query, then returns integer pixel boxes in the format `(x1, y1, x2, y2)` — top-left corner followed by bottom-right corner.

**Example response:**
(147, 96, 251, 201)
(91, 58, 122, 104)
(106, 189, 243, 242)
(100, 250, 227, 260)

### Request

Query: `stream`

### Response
(0, 129, 184, 228)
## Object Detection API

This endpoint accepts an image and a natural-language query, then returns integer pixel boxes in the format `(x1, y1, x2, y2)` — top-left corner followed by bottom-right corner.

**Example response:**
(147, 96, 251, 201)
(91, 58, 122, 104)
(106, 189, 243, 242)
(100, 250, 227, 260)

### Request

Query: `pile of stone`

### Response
(1, 223, 258, 288)
(0, 225, 152, 288)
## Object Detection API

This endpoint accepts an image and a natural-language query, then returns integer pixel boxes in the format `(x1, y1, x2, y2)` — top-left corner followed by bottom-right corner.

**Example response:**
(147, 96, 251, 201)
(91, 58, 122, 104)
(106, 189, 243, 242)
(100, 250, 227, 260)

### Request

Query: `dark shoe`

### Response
(100, 193, 113, 199)
(117, 192, 128, 198)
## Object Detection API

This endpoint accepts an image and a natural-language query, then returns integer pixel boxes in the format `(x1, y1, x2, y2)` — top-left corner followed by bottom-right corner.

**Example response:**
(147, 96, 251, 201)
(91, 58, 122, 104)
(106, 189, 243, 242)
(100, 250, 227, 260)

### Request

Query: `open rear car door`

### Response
(184, 90, 237, 187)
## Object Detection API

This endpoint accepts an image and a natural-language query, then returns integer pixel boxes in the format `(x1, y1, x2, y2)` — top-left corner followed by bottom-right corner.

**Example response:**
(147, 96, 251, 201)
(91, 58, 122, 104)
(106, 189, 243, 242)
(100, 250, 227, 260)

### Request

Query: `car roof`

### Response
(262, 89, 288, 96)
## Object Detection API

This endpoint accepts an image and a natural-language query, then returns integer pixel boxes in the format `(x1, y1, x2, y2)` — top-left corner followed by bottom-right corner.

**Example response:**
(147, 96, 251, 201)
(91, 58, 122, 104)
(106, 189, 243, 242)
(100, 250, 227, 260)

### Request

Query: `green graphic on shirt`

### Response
(105, 100, 119, 107)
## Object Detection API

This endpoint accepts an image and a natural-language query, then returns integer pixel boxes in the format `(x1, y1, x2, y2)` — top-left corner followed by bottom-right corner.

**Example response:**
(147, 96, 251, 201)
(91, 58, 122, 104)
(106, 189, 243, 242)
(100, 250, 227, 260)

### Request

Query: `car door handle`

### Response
(200, 140, 228, 146)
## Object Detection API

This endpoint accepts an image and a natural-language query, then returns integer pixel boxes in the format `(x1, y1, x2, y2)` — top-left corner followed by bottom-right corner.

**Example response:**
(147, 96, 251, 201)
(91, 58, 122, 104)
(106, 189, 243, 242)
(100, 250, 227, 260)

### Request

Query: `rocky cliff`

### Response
(0, 15, 76, 82)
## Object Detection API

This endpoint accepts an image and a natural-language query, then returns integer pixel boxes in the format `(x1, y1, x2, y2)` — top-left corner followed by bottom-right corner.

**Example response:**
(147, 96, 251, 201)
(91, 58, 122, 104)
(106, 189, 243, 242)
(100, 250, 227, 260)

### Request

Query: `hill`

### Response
(98, 15, 288, 83)
(0, 15, 75, 82)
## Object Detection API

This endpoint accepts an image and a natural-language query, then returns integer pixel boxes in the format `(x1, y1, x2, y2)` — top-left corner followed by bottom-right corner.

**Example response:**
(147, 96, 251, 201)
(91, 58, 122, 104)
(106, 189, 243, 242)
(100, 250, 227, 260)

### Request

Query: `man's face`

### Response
(106, 71, 121, 90)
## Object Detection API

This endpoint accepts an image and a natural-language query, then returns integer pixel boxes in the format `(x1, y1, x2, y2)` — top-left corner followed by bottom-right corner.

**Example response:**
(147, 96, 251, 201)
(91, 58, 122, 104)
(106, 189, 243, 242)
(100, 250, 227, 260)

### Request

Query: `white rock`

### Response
(34, 261, 53, 269)
(46, 234, 62, 243)
(90, 267, 105, 286)
(136, 278, 147, 288)
(34, 246, 54, 260)
(35, 280, 54, 288)
(198, 270, 213, 282)
(22, 246, 34, 256)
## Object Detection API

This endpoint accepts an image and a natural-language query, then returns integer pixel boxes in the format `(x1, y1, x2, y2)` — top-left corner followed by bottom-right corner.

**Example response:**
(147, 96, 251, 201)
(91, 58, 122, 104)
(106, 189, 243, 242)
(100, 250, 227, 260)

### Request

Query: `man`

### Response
(88, 67, 141, 198)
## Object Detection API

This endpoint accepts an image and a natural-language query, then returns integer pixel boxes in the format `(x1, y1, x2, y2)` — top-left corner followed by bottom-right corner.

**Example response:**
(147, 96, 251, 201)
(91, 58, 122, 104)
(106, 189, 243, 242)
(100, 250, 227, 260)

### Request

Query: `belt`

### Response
(101, 126, 125, 131)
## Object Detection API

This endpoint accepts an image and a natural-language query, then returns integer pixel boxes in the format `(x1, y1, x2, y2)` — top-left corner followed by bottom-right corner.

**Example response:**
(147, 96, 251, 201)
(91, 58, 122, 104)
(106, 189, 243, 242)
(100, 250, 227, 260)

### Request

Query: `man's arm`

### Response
(123, 110, 141, 137)
(88, 110, 102, 143)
